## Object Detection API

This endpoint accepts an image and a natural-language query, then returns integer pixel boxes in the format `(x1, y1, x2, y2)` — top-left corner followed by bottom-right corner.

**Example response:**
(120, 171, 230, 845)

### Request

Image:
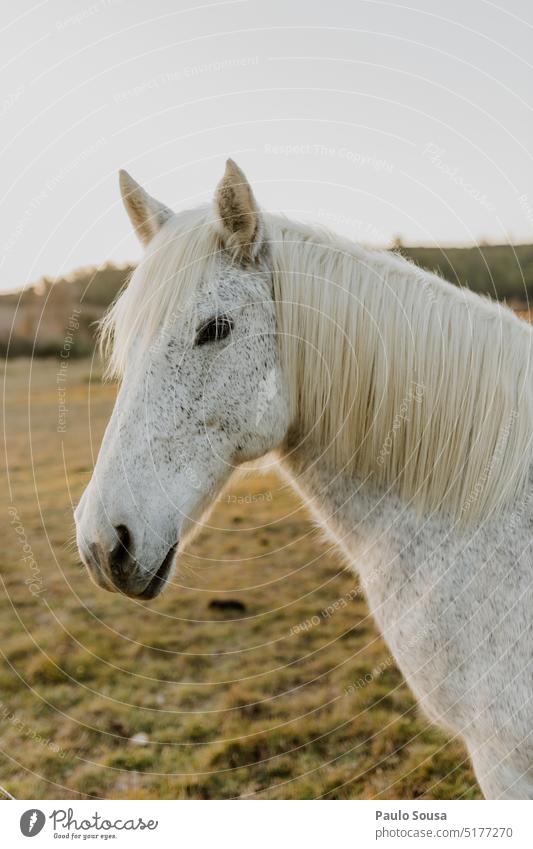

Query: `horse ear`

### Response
(119, 170, 174, 246)
(214, 159, 263, 264)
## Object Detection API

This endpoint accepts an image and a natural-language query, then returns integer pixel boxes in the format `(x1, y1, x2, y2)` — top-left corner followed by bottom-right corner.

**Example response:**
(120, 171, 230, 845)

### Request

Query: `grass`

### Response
(0, 357, 482, 799)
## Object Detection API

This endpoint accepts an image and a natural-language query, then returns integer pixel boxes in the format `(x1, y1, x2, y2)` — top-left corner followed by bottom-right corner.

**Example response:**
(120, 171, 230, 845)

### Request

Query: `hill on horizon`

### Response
(2, 242, 533, 358)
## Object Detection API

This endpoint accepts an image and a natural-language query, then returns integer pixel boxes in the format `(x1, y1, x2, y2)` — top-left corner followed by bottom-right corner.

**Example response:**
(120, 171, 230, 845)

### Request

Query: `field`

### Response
(0, 357, 482, 799)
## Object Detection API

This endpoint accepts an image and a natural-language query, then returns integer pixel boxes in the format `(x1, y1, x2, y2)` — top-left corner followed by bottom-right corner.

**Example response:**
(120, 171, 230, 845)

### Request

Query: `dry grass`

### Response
(0, 357, 481, 799)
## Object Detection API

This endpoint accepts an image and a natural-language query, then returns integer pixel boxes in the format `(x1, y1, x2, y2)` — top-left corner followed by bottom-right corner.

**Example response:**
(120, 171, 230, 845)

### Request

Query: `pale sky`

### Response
(1, 0, 533, 292)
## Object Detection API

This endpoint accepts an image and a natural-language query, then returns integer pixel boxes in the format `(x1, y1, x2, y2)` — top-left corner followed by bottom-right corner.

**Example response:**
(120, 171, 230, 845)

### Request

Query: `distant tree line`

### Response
(398, 243, 533, 303)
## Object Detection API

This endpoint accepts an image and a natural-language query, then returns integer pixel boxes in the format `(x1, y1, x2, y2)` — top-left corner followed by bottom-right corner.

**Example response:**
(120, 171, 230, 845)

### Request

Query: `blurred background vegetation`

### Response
(400, 242, 533, 302)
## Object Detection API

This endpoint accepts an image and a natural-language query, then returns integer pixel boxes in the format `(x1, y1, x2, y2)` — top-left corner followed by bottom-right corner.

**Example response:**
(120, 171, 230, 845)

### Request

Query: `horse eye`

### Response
(195, 315, 233, 346)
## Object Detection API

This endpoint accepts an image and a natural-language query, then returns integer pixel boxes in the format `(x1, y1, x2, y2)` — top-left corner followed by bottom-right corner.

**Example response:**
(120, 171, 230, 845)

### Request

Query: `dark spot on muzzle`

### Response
(135, 544, 177, 600)
(84, 525, 177, 599)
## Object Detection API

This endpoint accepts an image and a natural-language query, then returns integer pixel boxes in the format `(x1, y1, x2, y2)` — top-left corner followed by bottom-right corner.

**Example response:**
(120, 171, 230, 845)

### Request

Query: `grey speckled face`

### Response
(75, 260, 290, 599)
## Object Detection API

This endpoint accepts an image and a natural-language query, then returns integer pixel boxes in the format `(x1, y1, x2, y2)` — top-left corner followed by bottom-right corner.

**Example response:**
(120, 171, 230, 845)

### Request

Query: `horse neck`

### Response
(278, 442, 404, 576)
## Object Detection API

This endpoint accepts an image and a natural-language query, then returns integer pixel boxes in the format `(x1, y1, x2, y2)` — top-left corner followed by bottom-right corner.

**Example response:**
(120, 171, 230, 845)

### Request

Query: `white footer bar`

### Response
(3, 799, 531, 848)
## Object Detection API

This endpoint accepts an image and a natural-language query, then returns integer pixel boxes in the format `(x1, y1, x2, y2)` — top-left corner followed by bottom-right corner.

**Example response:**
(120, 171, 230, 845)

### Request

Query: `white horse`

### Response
(75, 160, 533, 799)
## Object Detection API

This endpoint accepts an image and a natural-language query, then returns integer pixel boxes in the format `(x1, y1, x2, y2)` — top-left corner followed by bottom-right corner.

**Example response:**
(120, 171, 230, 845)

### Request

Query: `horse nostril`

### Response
(118, 523, 131, 544)
(109, 524, 134, 581)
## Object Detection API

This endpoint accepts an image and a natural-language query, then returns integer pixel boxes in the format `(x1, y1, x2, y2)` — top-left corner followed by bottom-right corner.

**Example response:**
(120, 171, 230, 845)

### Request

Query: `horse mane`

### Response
(101, 205, 533, 522)
(268, 215, 533, 521)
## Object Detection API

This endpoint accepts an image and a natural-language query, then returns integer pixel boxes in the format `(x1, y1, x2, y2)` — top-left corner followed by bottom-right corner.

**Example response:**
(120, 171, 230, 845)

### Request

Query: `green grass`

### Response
(0, 358, 481, 799)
